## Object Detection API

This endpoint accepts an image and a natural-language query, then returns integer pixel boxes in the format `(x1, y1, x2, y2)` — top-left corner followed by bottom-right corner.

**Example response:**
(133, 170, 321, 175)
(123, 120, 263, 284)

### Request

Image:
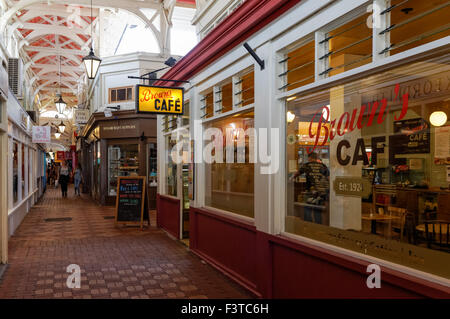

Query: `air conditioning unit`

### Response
(8, 58, 23, 97)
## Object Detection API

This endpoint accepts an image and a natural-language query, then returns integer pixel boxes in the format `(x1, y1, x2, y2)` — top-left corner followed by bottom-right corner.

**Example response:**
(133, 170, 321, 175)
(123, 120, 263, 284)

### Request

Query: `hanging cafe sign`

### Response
(136, 85, 184, 115)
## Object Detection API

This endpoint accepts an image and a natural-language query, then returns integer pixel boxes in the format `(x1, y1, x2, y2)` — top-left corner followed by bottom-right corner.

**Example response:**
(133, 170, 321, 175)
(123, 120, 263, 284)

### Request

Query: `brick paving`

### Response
(0, 186, 253, 299)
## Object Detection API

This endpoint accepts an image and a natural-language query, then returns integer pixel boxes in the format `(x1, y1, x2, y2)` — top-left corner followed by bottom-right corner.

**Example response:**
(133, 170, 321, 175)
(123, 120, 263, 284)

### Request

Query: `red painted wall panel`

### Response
(190, 207, 259, 295)
(271, 243, 418, 298)
(157, 194, 180, 239)
(187, 207, 450, 298)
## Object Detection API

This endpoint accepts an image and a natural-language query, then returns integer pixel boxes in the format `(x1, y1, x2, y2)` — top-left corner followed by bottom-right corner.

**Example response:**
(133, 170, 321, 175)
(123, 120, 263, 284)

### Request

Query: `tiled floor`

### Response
(0, 186, 253, 299)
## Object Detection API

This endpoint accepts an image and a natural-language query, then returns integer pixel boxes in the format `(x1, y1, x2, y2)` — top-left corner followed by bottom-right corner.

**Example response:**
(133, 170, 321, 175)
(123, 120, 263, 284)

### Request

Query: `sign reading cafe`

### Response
(136, 85, 184, 115)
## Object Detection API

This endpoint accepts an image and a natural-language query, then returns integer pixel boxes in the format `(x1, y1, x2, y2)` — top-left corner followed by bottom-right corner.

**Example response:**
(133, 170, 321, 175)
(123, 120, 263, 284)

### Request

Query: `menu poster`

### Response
(390, 118, 430, 164)
(115, 176, 148, 229)
(434, 126, 450, 165)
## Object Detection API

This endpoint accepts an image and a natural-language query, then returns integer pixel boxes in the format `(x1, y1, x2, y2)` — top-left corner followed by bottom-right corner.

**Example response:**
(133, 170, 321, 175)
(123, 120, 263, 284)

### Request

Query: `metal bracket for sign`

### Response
(243, 42, 265, 70)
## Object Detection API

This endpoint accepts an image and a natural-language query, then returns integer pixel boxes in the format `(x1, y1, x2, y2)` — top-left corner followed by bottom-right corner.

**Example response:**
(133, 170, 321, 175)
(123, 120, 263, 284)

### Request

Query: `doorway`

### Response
(181, 163, 190, 245)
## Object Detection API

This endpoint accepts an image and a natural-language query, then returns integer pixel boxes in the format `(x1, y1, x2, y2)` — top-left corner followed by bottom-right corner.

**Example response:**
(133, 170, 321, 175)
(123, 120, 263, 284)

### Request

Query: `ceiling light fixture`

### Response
(55, 55, 67, 114)
(58, 121, 66, 133)
(83, 0, 102, 79)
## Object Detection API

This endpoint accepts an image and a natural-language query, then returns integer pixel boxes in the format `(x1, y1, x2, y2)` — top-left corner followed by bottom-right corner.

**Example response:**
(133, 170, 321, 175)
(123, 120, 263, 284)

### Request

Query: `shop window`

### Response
(162, 116, 169, 133)
(204, 110, 255, 218)
(182, 101, 190, 127)
(201, 90, 214, 119)
(381, 0, 450, 56)
(108, 144, 139, 196)
(215, 80, 233, 114)
(21, 144, 25, 197)
(320, 11, 372, 77)
(239, 70, 254, 107)
(285, 53, 450, 278)
(13, 142, 18, 203)
(109, 86, 133, 103)
(279, 40, 315, 91)
(165, 135, 178, 196)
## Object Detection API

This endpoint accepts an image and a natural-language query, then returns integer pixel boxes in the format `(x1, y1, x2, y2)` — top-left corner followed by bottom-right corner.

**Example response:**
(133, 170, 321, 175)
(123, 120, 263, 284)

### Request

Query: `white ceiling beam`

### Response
(24, 45, 87, 56)
(31, 51, 82, 64)
(20, 22, 90, 35)
(33, 63, 83, 71)
(25, 29, 88, 49)
(39, 75, 78, 82)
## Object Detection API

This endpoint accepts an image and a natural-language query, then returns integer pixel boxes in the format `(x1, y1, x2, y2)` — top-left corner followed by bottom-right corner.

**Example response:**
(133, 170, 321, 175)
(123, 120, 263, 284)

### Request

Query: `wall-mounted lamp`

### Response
(429, 111, 447, 127)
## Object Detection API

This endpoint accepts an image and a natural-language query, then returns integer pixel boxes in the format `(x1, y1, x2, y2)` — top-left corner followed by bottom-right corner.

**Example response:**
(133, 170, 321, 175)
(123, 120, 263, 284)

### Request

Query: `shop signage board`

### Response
(391, 118, 430, 154)
(32, 126, 51, 143)
(56, 151, 65, 162)
(115, 176, 149, 230)
(74, 109, 90, 124)
(333, 177, 372, 198)
(136, 85, 184, 115)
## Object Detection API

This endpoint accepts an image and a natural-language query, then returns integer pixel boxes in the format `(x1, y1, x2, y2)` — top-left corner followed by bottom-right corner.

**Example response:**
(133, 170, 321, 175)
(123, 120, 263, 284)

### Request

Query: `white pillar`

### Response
(253, 41, 284, 234)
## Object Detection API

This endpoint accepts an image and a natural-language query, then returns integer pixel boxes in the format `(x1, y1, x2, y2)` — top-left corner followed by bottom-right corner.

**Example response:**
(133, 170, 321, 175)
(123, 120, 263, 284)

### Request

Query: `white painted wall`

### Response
(92, 52, 182, 113)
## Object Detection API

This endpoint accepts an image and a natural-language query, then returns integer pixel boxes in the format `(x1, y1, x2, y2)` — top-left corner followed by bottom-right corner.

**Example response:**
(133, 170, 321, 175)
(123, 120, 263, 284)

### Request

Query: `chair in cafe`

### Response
(385, 206, 407, 241)
(424, 220, 450, 252)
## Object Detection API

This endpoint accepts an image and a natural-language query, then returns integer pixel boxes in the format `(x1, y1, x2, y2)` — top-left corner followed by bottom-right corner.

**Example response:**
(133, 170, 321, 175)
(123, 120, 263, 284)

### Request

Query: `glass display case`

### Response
(108, 144, 139, 196)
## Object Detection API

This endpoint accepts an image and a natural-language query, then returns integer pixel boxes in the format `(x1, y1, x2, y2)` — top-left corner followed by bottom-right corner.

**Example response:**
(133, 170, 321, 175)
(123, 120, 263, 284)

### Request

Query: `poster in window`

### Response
(434, 126, 450, 165)
(389, 118, 430, 164)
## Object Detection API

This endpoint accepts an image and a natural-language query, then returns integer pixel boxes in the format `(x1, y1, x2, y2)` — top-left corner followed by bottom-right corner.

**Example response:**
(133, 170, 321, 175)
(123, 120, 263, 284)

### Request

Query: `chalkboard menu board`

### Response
(115, 176, 148, 229)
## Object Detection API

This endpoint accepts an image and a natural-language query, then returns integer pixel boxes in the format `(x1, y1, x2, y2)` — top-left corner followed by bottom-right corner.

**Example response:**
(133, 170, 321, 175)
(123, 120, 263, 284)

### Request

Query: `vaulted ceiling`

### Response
(1, 0, 196, 113)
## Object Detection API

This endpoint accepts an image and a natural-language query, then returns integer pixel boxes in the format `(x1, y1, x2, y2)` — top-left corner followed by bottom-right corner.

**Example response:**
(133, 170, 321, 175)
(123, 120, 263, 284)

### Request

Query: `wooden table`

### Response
(362, 214, 400, 235)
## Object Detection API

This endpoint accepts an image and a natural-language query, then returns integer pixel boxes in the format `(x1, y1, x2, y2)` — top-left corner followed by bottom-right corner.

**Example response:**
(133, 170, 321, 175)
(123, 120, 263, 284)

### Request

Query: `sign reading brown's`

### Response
(136, 84, 184, 115)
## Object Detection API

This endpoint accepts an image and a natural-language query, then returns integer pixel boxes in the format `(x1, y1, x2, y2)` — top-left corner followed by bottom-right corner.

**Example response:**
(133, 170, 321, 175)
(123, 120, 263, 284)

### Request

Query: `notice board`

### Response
(115, 176, 149, 229)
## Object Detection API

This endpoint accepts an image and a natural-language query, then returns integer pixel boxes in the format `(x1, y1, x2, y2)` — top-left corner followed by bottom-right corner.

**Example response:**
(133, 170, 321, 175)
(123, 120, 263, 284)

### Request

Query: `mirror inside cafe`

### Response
(286, 54, 450, 257)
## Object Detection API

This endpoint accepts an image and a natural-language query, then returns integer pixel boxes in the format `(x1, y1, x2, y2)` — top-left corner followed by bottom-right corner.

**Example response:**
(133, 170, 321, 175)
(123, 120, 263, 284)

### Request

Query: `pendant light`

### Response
(55, 129, 61, 139)
(83, 0, 102, 79)
(58, 120, 66, 133)
(55, 55, 67, 114)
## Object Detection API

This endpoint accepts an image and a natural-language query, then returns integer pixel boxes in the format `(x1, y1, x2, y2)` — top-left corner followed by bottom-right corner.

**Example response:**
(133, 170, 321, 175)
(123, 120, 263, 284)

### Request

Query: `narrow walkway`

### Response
(0, 186, 252, 299)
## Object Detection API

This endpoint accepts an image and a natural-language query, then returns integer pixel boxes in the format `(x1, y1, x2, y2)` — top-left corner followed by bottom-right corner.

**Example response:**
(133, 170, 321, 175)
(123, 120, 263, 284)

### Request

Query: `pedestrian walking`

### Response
(59, 160, 70, 198)
(74, 163, 83, 196)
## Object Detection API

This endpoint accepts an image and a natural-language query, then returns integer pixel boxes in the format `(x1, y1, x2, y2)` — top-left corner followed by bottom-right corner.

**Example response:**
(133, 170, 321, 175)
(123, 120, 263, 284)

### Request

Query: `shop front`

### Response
(0, 53, 8, 264)
(156, 0, 450, 298)
(6, 89, 42, 238)
(82, 110, 157, 207)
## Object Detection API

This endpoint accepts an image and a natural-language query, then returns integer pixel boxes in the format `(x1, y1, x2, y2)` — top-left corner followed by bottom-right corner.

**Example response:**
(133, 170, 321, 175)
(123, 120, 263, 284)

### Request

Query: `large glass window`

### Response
(21, 144, 25, 198)
(286, 53, 450, 278)
(108, 144, 139, 196)
(279, 40, 315, 92)
(205, 110, 255, 218)
(320, 11, 372, 77)
(383, 0, 450, 56)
